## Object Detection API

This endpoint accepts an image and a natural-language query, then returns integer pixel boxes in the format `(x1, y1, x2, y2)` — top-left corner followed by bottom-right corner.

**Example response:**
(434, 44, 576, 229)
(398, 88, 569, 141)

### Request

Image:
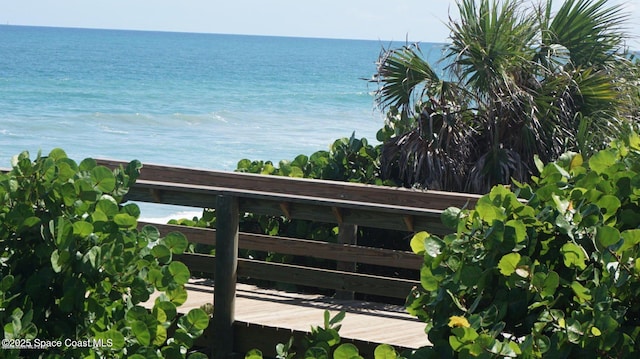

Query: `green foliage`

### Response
(247, 311, 410, 359)
(0, 149, 208, 358)
(406, 135, 640, 357)
(237, 133, 393, 186)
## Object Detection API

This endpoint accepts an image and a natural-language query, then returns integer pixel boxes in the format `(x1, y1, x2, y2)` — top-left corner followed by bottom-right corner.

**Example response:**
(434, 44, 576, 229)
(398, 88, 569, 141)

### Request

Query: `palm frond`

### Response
(546, 0, 629, 67)
(445, 0, 538, 98)
(371, 44, 440, 118)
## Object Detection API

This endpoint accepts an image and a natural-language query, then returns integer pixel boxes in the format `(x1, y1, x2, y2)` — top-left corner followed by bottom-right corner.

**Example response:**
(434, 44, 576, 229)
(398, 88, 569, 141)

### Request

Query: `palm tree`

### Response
(372, 0, 638, 193)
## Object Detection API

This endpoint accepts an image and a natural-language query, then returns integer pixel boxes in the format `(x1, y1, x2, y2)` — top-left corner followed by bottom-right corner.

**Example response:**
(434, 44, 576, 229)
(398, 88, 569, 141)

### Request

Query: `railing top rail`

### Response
(96, 159, 480, 211)
(133, 179, 445, 217)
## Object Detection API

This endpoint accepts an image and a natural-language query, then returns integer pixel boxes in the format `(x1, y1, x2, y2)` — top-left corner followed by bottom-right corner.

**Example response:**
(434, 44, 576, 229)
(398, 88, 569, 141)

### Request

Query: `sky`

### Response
(0, 0, 638, 46)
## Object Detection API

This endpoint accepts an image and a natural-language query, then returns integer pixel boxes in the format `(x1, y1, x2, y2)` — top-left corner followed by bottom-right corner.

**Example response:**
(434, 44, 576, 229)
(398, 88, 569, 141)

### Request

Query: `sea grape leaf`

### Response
(55, 217, 74, 249)
(596, 195, 621, 221)
(476, 198, 507, 222)
(498, 253, 521, 276)
(168, 261, 190, 285)
(162, 232, 188, 254)
(245, 349, 263, 359)
(424, 236, 444, 258)
(460, 265, 482, 287)
(292, 154, 309, 168)
(410, 232, 429, 255)
(95, 330, 125, 350)
(162, 345, 185, 358)
(333, 343, 361, 359)
(51, 249, 70, 273)
(442, 207, 462, 229)
(185, 308, 210, 331)
(151, 244, 171, 264)
(83, 246, 101, 269)
(96, 195, 119, 218)
(113, 213, 137, 228)
(619, 229, 640, 253)
(561, 243, 587, 270)
(48, 148, 68, 160)
(73, 220, 94, 238)
(147, 268, 166, 290)
(596, 226, 621, 248)
(78, 158, 97, 171)
(167, 286, 188, 305)
(91, 166, 116, 193)
(532, 271, 560, 298)
(131, 320, 151, 346)
(505, 219, 526, 243)
(236, 159, 251, 171)
(58, 161, 78, 183)
(121, 202, 141, 218)
(589, 150, 616, 174)
(542, 271, 560, 298)
(130, 276, 151, 303)
(153, 324, 167, 346)
(420, 266, 440, 291)
(140, 225, 161, 243)
(374, 344, 397, 359)
(569, 153, 584, 171)
(154, 300, 177, 321)
(305, 347, 328, 359)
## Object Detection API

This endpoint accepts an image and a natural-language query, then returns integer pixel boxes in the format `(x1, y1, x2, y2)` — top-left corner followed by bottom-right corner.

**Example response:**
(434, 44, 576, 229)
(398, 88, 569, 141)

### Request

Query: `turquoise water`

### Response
(0, 25, 441, 219)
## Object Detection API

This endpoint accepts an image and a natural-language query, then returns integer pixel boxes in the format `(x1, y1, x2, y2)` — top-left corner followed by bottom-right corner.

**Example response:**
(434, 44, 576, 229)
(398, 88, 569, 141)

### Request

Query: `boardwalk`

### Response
(96, 159, 477, 357)
(156, 279, 431, 354)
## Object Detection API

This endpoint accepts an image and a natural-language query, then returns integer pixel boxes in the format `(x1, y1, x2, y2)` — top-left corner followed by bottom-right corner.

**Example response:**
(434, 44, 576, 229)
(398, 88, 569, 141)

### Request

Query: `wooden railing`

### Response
(95, 159, 480, 358)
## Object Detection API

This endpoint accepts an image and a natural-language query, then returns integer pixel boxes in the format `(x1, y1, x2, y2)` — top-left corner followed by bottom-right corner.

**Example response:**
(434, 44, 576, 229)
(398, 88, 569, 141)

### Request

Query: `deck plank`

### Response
(147, 279, 430, 350)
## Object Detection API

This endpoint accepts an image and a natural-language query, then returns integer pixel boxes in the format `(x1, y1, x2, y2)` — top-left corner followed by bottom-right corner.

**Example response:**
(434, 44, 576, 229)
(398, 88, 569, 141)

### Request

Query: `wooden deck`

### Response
(95, 159, 473, 357)
(149, 278, 430, 354)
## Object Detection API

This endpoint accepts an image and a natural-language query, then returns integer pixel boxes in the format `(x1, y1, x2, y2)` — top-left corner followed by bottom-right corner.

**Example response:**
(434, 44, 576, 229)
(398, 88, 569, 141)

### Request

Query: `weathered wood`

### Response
(155, 281, 428, 355)
(126, 180, 451, 233)
(336, 224, 358, 300)
(96, 159, 481, 210)
(128, 179, 446, 216)
(147, 222, 422, 270)
(174, 253, 216, 277)
(125, 182, 219, 208)
(175, 253, 417, 299)
(238, 197, 450, 234)
(237, 259, 419, 299)
(213, 195, 239, 359)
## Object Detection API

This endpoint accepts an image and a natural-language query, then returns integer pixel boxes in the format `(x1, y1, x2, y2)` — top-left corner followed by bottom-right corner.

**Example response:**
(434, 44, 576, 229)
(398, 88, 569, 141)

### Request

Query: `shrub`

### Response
(407, 135, 640, 357)
(0, 149, 208, 358)
(245, 310, 412, 359)
(236, 133, 391, 185)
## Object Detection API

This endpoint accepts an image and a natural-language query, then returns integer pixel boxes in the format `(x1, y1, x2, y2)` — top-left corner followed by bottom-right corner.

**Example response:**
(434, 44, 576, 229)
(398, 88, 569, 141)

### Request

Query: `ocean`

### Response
(0, 25, 442, 220)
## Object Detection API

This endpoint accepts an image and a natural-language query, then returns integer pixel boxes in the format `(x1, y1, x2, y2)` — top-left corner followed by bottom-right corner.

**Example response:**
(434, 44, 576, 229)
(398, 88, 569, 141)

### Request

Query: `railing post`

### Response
(214, 195, 239, 358)
(335, 223, 358, 300)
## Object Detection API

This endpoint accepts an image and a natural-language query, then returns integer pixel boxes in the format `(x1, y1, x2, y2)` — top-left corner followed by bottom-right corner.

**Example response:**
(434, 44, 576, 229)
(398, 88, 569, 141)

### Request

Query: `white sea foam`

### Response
(138, 206, 203, 225)
(141, 212, 203, 224)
